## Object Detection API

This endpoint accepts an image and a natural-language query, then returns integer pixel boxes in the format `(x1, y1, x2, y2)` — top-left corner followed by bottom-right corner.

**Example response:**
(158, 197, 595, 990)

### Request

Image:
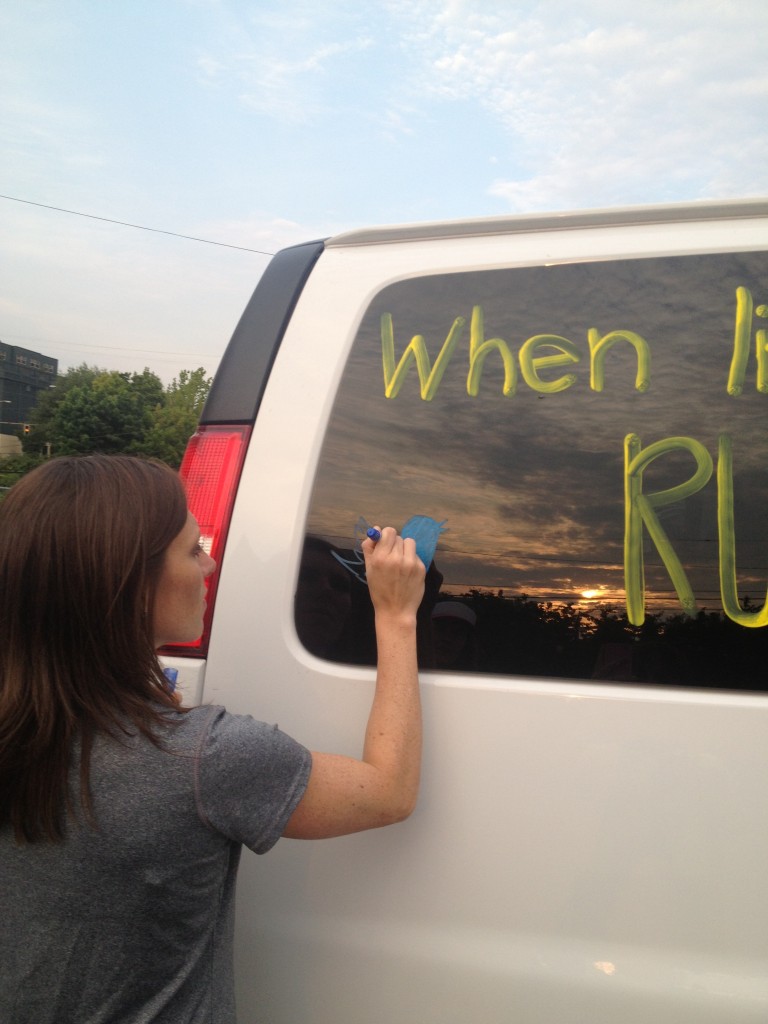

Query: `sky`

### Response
(1, 0, 767, 383)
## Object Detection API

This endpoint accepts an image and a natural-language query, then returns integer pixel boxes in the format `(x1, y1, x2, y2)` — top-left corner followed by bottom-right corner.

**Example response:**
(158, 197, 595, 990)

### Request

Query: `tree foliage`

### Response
(22, 364, 211, 468)
(0, 453, 44, 492)
(139, 368, 212, 467)
(24, 363, 103, 445)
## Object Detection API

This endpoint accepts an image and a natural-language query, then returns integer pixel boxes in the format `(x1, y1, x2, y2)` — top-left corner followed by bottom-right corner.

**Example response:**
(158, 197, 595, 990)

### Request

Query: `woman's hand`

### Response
(362, 525, 426, 622)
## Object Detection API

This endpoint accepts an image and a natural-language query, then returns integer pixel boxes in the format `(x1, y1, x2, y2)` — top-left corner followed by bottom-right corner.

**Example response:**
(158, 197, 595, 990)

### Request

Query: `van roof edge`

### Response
(325, 197, 768, 248)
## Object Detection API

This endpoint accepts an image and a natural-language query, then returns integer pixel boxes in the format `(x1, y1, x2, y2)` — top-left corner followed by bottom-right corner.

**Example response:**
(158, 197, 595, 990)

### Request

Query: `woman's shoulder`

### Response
(158, 703, 225, 749)
(149, 705, 309, 784)
(159, 704, 284, 751)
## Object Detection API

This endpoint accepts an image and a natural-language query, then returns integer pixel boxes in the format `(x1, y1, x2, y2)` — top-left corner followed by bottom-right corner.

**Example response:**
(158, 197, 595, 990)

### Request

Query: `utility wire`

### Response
(0, 193, 275, 256)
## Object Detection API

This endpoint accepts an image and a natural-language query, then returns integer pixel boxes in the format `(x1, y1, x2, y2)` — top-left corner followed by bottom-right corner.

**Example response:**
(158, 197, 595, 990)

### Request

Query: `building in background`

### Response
(0, 340, 58, 438)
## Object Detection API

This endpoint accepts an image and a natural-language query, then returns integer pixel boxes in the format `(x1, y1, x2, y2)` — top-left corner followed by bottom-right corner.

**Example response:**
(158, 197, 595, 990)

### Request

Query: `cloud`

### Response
(193, 1, 378, 123)
(387, 0, 768, 209)
(234, 35, 374, 121)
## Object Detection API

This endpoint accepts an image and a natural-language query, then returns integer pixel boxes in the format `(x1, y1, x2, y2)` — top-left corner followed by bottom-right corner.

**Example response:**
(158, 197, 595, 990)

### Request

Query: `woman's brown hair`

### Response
(0, 455, 188, 842)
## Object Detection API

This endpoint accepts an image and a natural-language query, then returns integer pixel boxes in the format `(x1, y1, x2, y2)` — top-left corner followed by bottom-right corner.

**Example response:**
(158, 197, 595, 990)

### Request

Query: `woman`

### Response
(0, 455, 425, 1023)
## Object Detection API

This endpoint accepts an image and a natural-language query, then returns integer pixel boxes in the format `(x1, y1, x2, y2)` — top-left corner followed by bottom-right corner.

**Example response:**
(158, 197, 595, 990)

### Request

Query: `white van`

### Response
(162, 199, 768, 1023)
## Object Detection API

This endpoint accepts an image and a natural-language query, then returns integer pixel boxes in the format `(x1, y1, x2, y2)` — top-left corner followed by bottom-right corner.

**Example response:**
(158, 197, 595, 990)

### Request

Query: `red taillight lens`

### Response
(160, 424, 251, 657)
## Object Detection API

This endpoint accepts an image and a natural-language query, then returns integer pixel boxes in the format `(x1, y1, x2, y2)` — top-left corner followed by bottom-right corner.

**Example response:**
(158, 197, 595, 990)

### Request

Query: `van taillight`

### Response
(160, 424, 251, 657)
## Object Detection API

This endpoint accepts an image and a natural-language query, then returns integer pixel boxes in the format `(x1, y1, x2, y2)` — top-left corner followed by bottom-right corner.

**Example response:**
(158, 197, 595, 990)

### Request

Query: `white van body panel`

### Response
(198, 203, 768, 1022)
(158, 655, 206, 706)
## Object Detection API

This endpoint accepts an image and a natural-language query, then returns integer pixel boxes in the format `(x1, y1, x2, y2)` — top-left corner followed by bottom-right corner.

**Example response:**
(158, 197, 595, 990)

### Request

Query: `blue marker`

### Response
(366, 527, 382, 542)
(162, 666, 179, 693)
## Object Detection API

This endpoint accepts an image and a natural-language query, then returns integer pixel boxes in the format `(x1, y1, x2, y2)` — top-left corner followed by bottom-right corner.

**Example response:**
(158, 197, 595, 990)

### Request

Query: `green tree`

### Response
(24, 363, 104, 453)
(140, 368, 212, 467)
(32, 368, 164, 456)
(0, 452, 44, 492)
(22, 364, 210, 467)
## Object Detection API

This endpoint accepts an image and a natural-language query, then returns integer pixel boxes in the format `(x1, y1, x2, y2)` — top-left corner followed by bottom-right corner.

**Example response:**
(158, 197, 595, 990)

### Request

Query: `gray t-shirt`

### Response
(0, 705, 312, 1023)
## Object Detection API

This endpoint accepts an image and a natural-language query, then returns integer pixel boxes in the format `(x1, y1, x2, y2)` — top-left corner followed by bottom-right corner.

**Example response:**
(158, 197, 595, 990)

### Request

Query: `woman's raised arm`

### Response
(283, 527, 425, 839)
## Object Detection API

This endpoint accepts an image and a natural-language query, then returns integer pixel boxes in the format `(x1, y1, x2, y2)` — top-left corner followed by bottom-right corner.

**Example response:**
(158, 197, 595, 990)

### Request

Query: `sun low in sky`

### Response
(1, 0, 767, 380)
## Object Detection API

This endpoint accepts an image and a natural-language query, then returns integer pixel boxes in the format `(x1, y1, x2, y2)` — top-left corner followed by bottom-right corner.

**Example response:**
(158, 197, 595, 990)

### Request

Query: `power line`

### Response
(3, 333, 219, 360)
(0, 193, 275, 256)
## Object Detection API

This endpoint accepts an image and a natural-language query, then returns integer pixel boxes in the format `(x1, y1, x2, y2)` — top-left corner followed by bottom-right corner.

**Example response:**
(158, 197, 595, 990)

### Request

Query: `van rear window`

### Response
(298, 250, 768, 689)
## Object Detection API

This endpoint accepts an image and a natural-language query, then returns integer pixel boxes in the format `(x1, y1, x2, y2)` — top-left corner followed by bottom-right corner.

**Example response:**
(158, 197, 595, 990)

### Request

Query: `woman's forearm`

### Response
(362, 610, 422, 820)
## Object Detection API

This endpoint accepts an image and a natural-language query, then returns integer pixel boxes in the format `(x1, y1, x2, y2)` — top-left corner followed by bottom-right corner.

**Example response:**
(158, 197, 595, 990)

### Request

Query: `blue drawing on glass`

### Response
(401, 515, 447, 570)
(331, 515, 447, 584)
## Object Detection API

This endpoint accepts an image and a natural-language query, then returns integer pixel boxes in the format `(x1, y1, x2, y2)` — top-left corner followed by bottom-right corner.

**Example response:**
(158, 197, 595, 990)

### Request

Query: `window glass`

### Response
(298, 251, 768, 688)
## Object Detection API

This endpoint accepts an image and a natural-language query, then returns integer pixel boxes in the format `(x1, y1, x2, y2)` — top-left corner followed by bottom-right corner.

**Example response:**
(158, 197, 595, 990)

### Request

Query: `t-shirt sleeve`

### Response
(193, 707, 312, 854)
